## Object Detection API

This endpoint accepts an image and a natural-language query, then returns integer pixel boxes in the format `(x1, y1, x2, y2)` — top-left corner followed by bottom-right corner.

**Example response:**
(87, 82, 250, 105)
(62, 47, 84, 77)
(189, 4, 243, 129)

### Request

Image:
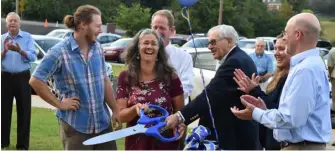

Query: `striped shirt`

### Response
(33, 34, 111, 134)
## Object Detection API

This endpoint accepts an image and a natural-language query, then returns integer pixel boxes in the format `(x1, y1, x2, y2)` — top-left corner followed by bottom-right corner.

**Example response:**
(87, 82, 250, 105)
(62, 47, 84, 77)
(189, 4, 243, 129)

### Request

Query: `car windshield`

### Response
(46, 31, 66, 38)
(109, 39, 132, 48)
(182, 38, 209, 48)
(34, 39, 61, 52)
(317, 41, 332, 50)
(238, 41, 255, 49)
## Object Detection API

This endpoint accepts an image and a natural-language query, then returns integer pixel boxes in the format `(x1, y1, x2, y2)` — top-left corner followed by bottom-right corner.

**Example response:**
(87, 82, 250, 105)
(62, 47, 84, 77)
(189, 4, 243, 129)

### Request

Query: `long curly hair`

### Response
(123, 29, 175, 87)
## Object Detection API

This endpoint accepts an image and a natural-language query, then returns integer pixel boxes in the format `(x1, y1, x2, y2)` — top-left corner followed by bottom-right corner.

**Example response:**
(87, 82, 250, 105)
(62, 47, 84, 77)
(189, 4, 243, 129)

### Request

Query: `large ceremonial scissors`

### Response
(83, 104, 180, 145)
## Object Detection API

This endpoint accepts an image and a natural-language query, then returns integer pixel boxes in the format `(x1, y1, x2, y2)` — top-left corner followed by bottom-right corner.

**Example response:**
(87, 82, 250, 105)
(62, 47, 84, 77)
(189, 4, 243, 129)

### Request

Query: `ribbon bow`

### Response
(183, 125, 219, 150)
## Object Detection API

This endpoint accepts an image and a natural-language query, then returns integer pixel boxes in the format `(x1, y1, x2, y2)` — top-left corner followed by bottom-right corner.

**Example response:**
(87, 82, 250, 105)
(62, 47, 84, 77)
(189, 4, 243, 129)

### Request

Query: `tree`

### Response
(1, 0, 16, 17)
(115, 3, 151, 36)
(121, 0, 173, 13)
(287, 0, 308, 14)
(302, 9, 313, 14)
(279, 0, 294, 21)
(309, 0, 335, 17)
(169, 0, 284, 37)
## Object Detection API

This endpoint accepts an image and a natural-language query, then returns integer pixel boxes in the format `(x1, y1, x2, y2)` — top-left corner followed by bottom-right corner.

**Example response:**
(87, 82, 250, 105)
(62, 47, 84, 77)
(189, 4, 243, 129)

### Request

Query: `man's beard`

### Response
(85, 32, 96, 44)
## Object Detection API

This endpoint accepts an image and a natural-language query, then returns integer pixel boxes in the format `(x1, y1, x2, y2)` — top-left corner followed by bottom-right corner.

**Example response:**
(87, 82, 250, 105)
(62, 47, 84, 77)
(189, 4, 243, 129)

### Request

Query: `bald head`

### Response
(284, 13, 321, 56)
(287, 13, 321, 41)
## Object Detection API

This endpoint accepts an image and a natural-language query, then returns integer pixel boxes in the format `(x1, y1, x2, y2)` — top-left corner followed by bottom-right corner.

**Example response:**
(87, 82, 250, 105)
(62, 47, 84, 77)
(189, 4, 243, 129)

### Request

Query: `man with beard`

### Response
(230, 13, 331, 150)
(1, 12, 37, 150)
(29, 5, 121, 150)
(151, 9, 194, 149)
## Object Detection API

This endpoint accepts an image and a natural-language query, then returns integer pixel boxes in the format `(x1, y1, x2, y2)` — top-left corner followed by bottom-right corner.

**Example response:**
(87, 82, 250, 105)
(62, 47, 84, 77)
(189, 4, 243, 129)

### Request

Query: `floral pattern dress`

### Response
(117, 71, 184, 150)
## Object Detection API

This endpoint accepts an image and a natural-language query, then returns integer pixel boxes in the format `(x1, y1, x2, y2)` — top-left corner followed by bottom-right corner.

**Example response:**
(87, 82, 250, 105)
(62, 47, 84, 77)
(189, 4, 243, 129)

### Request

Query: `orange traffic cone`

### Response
(44, 19, 48, 28)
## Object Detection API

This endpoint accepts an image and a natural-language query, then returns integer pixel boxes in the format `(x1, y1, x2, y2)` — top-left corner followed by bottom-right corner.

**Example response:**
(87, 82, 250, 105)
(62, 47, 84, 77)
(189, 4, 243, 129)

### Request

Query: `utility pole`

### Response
(16, 0, 19, 14)
(218, 0, 223, 25)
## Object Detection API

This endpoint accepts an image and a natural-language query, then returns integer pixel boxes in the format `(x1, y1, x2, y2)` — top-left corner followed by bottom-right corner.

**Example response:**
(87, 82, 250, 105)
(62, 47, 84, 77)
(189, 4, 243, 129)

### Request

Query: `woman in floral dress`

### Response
(116, 29, 185, 150)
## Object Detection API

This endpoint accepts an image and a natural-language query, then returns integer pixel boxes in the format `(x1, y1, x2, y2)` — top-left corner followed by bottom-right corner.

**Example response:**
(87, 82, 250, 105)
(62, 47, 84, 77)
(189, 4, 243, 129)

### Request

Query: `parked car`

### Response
(317, 39, 333, 59)
(170, 37, 187, 47)
(46, 29, 73, 39)
(182, 37, 209, 49)
(97, 33, 121, 44)
(47, 29, 121, 44)
(30, 35, 114, 95)
(238, 38, 275, 52)
(30, 35, 63, 95)
(186, 33, 207, 41)
(103, 38, 133, 63)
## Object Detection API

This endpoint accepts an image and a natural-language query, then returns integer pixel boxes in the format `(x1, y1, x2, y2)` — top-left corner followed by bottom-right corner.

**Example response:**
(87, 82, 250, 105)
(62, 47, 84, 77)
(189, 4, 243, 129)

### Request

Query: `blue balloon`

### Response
(177, 0, 199, 7)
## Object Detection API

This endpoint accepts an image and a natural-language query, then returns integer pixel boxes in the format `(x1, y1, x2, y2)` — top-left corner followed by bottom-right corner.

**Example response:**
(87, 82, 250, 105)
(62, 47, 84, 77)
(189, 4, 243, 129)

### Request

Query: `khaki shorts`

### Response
(59, 119, 117, 150)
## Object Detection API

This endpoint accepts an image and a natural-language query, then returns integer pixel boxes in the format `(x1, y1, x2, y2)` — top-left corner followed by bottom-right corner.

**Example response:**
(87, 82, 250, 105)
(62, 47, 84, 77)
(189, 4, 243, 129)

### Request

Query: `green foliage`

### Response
(115, 3, 151, 36)
(122, 0, 173, 13)
(302, 9, 314, 14)
(1, 0, 121, 24)
(171, 0, 284, 37)
(331, 40, 335, 47)
(287, 0, 308, 14)
(279, 0, 294, 21)
(309, 0, 335, 17)
(1, 0, 15, 17)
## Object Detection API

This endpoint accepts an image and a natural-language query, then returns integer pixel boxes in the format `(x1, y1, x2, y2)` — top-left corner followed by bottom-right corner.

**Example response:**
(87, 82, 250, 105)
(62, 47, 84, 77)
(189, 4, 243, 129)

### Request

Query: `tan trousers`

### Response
(281, 143, 326, 150)
(59, 119, 117, 150)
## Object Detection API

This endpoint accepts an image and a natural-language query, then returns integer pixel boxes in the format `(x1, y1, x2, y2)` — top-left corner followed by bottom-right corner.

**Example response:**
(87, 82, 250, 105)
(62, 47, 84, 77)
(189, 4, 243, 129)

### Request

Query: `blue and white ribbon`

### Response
(183, 125, 219, 150)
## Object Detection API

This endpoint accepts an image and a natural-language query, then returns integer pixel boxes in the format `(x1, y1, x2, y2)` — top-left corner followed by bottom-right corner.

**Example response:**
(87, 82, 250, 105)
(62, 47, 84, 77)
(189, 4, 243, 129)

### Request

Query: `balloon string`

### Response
(181, 6, 220, 144)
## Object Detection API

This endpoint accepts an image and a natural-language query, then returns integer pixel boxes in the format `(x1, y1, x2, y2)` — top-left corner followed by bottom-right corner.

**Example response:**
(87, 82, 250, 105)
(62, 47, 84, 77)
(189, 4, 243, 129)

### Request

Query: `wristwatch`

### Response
(176, 111, 185, 124)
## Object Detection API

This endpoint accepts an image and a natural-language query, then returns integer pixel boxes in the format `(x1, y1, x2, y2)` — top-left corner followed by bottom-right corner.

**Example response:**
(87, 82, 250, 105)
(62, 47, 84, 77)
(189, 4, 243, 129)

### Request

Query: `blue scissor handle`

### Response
(137, 104, 169, 124)
(137, 104, 180, 142)
(145, 122, 181, 143)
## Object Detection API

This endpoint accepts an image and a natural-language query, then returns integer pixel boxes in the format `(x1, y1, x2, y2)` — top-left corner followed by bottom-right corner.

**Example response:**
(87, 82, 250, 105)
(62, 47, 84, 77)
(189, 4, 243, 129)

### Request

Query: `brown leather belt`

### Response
(280, 141, 326, 148)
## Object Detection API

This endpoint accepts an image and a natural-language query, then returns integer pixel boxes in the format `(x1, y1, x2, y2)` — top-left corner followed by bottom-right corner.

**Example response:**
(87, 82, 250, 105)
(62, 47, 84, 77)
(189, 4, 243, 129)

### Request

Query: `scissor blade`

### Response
(83, 124, 146, 145)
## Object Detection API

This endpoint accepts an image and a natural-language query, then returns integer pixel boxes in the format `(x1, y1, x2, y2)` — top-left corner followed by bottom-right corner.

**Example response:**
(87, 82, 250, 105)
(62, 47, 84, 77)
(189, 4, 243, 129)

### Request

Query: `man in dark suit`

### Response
(166, 24, 261, 150)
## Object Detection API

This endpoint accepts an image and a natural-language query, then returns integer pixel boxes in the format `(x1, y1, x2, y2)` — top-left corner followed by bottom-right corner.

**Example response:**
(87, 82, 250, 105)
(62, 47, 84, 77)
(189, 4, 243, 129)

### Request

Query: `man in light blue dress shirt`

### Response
(249, 38, 274, 82)
(231, 13, 331, 150)
(1, 12, 37, 150)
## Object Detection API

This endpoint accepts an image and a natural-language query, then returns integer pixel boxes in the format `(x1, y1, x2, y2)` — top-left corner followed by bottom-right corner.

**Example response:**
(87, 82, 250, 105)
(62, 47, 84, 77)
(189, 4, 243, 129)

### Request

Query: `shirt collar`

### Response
(219, 45, 236, 65)
(69, 34, 79, 51)
(166, 43, 172, 50)
(69, 33, 97, 52)
(290, 48, 319, 68)
(6, 29, 23, 38)
(256, 52, 264, 57)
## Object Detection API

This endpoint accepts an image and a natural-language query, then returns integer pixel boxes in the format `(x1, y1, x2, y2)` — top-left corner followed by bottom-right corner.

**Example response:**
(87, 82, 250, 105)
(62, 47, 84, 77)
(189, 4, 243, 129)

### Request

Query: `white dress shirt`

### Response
(165, 44, 194, 105)
(215, 46, 236, 71)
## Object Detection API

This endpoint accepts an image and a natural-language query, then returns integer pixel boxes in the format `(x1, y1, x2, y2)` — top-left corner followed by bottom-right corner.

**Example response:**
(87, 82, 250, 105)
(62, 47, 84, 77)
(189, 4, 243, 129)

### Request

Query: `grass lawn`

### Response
(320, 21, 335, 43)
(110, 63, 126, 78)
(3, 106, 125, 150)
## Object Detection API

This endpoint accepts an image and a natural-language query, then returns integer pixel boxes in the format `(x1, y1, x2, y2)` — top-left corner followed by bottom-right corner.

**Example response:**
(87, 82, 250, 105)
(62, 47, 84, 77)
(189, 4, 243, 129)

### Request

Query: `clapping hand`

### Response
(8, 42, 21, 52)
(233, 69, 260, 93)
(230, 95, 267, 120)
